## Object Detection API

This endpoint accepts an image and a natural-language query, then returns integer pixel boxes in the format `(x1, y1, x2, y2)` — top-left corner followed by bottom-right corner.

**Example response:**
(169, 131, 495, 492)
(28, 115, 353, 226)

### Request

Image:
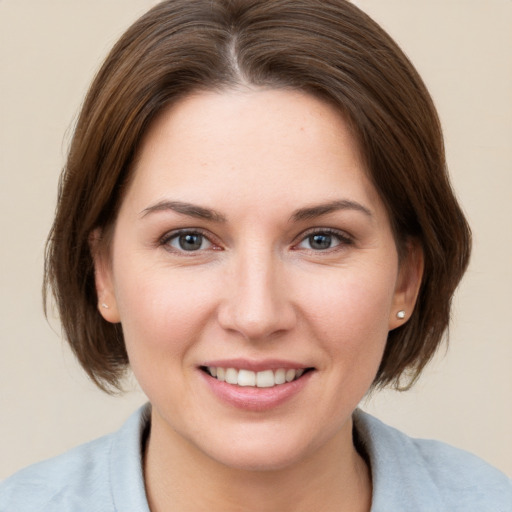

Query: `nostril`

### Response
(217, 300, 297, 341)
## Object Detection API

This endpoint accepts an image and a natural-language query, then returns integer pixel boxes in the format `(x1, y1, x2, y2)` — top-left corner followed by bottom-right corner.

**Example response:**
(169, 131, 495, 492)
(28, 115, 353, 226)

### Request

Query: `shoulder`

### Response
(0, 433, 115, 511)
(353, 409, 512, 512)
(0, 404, 151, 512)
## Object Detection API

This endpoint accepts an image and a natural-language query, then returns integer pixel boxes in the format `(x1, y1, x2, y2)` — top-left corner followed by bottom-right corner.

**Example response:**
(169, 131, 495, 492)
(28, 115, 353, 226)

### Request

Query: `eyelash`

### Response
(159, 228, 220, 254)
(292, 228, 353, 252)
(159, 227, 353, 254)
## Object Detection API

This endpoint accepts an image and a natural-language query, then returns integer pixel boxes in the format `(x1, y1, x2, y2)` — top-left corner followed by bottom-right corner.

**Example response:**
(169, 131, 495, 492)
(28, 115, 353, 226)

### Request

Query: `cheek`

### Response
(308, 264, 395, 318)
(112, 263, 218, 369)
(300, 264, 397, 356)
(113, 268, 222, 415)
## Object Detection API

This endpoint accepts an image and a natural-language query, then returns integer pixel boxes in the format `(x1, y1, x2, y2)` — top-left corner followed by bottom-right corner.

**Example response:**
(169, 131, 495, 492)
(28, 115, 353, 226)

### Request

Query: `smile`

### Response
(202, 367, 312, 388)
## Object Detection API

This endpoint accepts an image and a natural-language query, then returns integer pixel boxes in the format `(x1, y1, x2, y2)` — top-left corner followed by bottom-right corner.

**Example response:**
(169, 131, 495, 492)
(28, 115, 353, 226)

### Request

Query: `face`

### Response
(95, 89, 421, 471)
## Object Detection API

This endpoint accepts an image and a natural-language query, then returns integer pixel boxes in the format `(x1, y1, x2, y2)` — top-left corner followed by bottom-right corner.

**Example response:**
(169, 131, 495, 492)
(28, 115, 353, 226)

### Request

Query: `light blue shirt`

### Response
(1, 404, 511, 511)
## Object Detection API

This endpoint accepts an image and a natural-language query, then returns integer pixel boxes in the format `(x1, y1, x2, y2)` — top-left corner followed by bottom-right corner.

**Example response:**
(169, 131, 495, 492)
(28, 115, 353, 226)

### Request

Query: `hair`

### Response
(45, 0, 471, 393)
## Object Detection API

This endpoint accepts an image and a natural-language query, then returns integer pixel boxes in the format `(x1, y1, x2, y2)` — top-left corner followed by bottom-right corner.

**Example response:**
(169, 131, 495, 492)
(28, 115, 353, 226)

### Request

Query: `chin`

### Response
(206, 443, 310, 473)
(188, 424, 334, 473)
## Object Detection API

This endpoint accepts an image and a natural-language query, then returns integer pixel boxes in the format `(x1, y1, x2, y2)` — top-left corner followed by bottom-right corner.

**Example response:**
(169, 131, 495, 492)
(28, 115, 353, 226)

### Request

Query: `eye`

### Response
(295, 229, 351, 251)
(163, 231, 213, 252)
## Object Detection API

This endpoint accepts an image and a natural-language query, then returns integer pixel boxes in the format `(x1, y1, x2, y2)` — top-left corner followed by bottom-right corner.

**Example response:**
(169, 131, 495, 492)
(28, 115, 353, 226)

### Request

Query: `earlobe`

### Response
(89, 229, 121, 323)
(389, 240, 424, 330)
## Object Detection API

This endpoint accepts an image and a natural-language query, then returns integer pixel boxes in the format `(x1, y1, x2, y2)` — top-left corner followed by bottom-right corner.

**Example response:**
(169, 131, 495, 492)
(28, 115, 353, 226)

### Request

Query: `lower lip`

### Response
(200, 370, 313, 412)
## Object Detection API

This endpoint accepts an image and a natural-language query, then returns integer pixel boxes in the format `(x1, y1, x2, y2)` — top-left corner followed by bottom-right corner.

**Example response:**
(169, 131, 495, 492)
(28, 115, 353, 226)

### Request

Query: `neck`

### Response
(143, 410, 372, 512)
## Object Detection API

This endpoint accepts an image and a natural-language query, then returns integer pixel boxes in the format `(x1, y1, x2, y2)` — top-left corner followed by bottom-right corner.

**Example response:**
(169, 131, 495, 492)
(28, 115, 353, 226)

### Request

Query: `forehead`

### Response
(123, 88, 385, 221)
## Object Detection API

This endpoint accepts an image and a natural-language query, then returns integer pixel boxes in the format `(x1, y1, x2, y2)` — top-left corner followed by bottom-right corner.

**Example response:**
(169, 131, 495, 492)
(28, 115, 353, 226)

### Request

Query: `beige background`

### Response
(1, 0, 511, 479)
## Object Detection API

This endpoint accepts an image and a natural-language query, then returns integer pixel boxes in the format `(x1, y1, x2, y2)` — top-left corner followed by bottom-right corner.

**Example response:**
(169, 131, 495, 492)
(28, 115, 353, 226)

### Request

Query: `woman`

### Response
(1, 1, 510, 510)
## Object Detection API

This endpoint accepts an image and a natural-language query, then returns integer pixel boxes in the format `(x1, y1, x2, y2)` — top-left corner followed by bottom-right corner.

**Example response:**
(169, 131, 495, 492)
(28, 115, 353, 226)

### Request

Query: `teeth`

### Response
(238, 369, 256, 387)
(205, 367, 307, 387)
(225, 368, 238, 385)
(256, 370, 275, 388)
(274, 368, 286, 385)
(285, 369, 296, 382)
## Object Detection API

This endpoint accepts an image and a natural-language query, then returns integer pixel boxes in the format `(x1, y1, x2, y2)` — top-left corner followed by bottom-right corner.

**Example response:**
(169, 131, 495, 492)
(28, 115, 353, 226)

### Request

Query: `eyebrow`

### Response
(290, 199, 373, 222)
(140, 198, 372, 223)
(140, 200, 227, 222)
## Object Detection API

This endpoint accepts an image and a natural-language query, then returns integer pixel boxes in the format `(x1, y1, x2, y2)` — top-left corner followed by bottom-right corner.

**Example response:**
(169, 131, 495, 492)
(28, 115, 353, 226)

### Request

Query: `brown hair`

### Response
(45, 0, 471, 392)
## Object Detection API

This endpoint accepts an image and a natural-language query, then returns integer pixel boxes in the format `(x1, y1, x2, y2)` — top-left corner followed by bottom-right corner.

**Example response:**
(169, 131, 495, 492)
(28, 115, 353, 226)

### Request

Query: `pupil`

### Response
(310, 234, 331, 250)
(179, 233, 202, 251)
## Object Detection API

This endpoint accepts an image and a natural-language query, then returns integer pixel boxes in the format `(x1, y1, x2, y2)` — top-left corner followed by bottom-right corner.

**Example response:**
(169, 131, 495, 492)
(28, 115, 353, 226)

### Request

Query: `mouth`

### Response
(200, 366, 315, 388)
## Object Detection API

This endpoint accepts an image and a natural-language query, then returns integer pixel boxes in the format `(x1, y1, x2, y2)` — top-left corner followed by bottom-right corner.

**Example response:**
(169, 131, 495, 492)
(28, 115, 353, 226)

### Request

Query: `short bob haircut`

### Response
(45, 0, 471, 393)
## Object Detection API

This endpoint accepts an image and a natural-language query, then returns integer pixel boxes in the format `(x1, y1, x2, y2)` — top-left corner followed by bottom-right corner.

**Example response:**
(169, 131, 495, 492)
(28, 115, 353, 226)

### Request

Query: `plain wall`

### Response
(1, 0, 511, 479)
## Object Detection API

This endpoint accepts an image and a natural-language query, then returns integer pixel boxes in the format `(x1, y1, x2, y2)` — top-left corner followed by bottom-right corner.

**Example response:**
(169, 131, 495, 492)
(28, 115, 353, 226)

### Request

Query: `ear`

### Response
(389, 239, 424, 330)
(89, 229, 121, 323)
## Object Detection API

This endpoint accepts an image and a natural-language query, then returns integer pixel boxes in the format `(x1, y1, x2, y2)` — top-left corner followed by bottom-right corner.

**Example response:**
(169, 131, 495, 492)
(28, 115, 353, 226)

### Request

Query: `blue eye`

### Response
(166, 232, 212, 252)
(297, 230, 350, 251)
(308, 233, 335, 250)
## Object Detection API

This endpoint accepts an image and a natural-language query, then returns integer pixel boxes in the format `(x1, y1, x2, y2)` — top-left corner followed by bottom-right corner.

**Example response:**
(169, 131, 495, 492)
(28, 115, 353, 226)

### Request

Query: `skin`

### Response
(94, 88, 423, 512)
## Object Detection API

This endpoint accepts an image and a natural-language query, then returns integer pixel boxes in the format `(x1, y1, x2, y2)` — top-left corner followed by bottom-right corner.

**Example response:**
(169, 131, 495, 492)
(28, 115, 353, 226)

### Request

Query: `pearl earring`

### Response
(396, 310, 406, 319)
(101, 303, 110, 309)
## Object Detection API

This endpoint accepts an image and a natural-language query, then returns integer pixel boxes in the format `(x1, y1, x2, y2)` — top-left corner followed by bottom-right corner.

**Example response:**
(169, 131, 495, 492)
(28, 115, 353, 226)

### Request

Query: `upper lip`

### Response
(200, 358, 313, 372)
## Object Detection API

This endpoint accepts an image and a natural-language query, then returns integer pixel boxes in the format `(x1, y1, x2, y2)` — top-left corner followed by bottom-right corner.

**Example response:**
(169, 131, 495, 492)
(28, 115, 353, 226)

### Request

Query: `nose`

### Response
(217, 247, 297, 341)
